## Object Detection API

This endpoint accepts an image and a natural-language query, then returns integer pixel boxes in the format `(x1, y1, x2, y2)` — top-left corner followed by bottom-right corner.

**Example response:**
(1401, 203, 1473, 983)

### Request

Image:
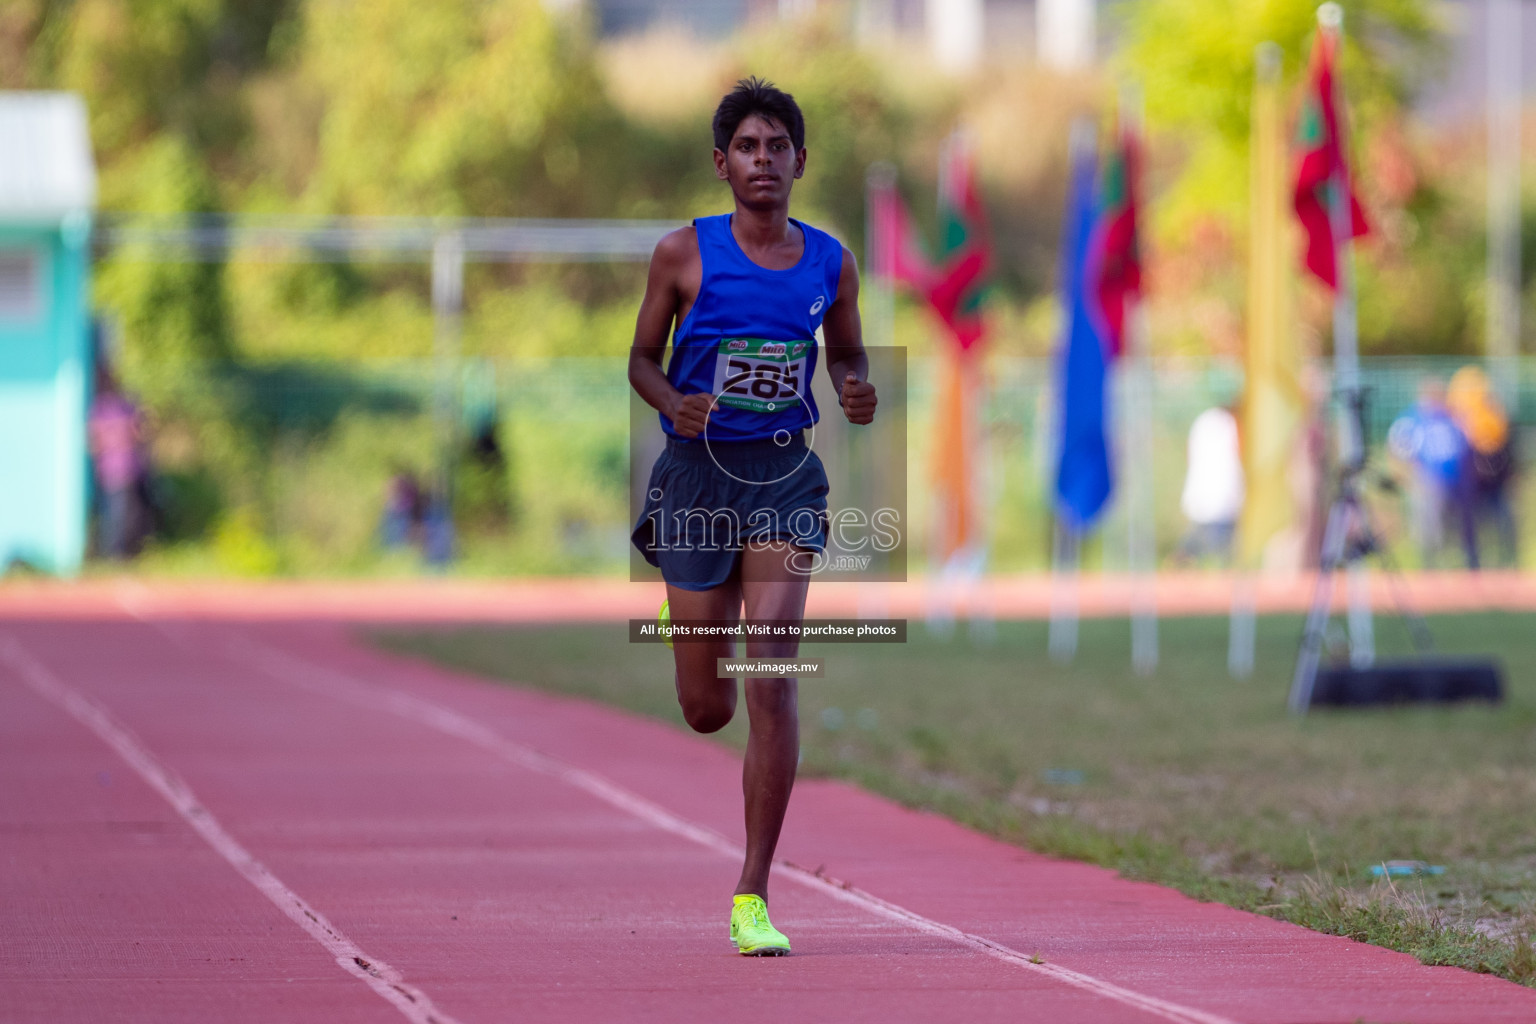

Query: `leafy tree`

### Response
(1117, 0, 1440, 240)
(0, 0, 52, 88)
(51, 0, 221, 155)
(293, 0, 612, 217)
(95, 135, 234, 395)
(1115, 0, 1461, 353)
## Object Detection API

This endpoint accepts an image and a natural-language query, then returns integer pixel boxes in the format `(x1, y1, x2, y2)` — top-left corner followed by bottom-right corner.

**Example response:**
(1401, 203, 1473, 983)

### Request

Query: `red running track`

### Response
(4, 616, 1535, 1023)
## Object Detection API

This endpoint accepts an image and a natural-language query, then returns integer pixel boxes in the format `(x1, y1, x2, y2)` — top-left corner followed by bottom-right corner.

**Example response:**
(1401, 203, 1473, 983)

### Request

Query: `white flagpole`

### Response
(861, 165, 896, 621)
(1050, 120, 1097, 663)
(1049, 520, 1081, 662)
(1118, 85, 1158, 676)
(1317, 2, 1374, 668)
(1127, 306, 1158, 675)
(865, 163, 898, 357)
(1228, 576, 1256, 678)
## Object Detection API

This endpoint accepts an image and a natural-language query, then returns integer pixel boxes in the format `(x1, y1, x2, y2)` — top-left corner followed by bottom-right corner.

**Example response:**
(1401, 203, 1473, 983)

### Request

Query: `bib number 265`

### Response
(713, 338, 810, 413)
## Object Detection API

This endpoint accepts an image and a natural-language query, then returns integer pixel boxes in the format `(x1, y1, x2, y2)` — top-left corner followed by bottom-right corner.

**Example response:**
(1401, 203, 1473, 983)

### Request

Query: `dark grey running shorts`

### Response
(631, 432, 829, 591)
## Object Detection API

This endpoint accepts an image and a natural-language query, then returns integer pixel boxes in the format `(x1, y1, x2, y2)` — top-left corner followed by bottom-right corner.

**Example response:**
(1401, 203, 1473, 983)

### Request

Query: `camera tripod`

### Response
(1287, 392, 1435, 714)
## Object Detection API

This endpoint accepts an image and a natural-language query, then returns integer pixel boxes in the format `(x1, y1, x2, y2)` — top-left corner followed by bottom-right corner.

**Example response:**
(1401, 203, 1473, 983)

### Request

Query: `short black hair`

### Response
(712, 76, 805, 152)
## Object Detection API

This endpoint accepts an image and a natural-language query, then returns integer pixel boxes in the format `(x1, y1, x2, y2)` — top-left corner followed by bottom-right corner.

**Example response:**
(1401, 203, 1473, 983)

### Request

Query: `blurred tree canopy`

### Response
(1119, 0, 1439, 237)
(95, 134, 234, 396)
(0, 0, 1505, 361)
(1116, 0, 1468, 355)
(294, 0, 609, 217)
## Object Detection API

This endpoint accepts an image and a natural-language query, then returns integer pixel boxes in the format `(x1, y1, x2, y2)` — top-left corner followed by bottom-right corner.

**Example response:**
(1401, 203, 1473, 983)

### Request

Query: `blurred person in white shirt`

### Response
(1176, 405, 1245, 565)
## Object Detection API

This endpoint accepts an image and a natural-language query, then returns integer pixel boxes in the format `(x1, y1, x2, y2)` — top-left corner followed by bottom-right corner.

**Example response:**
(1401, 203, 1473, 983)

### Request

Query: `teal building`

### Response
(0, 93, 97, 575)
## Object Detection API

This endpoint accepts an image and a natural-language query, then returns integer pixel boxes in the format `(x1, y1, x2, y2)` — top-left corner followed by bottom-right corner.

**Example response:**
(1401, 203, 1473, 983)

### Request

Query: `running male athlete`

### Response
(629, 77, 877, 956)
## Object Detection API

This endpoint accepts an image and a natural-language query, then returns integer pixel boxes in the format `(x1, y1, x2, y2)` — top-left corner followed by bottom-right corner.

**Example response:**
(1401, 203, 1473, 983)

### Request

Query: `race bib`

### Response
(712, 338, 811, 413)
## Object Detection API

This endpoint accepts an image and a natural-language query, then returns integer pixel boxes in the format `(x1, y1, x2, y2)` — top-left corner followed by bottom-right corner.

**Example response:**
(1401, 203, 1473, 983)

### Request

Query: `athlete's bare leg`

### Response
(665, 576, 743, 734)
(732, 539, 811, 901)
(664, 542, 808, 901)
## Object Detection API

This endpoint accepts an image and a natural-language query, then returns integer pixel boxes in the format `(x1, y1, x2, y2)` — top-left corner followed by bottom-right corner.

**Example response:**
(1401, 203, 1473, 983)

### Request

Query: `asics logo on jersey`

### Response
(809, 296, 825, 315)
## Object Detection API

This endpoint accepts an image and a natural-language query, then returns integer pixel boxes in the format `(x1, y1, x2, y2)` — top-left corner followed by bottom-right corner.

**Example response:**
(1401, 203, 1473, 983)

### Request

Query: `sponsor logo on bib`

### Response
(728, 339, 749, 351)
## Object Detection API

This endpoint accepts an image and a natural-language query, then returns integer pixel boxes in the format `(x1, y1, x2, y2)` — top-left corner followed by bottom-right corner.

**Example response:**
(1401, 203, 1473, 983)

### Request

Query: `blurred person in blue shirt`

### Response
(1388, 378, 1477, 569)
(1447, 366, 1518, 567)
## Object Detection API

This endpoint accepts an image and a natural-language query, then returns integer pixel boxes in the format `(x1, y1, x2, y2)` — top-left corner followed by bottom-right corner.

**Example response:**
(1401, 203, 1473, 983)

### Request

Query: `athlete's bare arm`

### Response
(628, 227, 711, 438)
(822, 247, 877, 425)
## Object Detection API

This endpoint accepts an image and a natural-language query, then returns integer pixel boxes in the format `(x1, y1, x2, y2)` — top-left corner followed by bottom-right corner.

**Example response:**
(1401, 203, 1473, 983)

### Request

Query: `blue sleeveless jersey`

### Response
(663, 213, 844, 443)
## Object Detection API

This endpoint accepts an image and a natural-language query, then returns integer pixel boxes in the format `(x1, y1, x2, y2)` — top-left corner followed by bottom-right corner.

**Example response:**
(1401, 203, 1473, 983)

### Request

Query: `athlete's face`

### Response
(714, 114, 805, 209)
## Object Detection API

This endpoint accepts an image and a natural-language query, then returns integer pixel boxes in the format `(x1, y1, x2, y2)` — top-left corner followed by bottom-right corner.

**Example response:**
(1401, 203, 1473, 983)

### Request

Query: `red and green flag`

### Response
(1092, 123, 1143, 358)
(869, 174, 937, 293)
(865, 135, 991, 351)
(929, 133, 993, 352)
(1293, 24, 1368, 289)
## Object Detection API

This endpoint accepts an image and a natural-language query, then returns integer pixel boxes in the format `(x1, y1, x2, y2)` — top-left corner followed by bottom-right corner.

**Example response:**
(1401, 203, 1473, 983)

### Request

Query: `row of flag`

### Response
(874, 14, 1366, 569)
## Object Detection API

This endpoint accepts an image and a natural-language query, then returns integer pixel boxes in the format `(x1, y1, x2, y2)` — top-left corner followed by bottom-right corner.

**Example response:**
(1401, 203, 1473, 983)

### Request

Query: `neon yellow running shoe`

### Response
(729, 894, 790, 956)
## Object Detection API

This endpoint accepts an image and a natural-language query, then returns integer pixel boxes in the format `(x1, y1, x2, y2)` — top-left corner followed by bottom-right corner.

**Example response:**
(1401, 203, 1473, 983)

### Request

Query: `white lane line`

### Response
(230, 632, 1240, 1024)
(0, 637, 465, 1024)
